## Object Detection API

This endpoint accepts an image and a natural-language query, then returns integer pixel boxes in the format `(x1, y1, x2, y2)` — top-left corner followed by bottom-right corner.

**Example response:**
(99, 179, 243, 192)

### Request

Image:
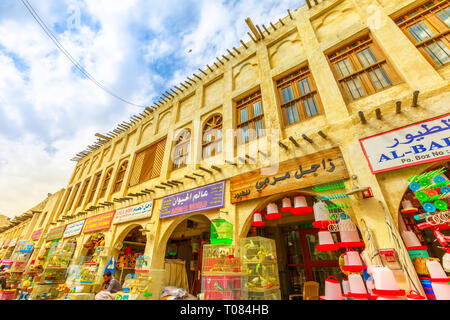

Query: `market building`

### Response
(1, 0, 449, 300)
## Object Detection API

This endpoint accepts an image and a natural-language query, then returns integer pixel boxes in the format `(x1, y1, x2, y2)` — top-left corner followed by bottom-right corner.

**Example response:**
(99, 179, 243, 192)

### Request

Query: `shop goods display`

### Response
(338, 220, 365, 248)
(320, 276, 343, 300)
(426, 259, 450, 300)
(316, 229, 339, 251)
(241, 237, 281, 300)
(251, 213, 265, 227)
(372, 266, 405, 300)
(406, 290, 427, 300)
(201, 244, 247, 300)
(116, 269, 166, 300)
(344, 273, 371, 300)
(342, 250, 367, 272)
(64, 262, 101, 300)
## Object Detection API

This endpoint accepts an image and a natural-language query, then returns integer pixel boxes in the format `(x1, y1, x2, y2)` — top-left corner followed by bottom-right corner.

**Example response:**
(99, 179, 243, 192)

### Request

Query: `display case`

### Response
(241, 237, 281, 300)
(63, 260, 101, 300)
(201, 244, 247, 300)
(116, 269, 165, 300)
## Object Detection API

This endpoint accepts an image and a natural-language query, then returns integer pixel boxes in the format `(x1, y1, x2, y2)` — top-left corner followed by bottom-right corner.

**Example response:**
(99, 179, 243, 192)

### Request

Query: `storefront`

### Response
(155, 181, 225, 296)
(232, 147, 369, 300)
(360, 113, 450, 300)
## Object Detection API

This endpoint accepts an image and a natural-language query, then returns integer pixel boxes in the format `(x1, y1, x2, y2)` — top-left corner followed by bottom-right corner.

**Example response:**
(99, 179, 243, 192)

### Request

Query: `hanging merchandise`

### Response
(320, 276, 343, 300)
(345, 273, 371, 300)
(401, 231, 427, 251)
(281, 198, 293, 213)
(265, 203, 281, 221)
(241, 237, 281, 300)
(251, 213, 265, 227)
(312, 202, 333, 229)
(401, 200, 419, 214)
(290, 196, 313, 216)
(406, 290, 426, 300)
(316, 229, 339, 251)
(371, 266, 405, 300)
(342, 250, 367, 272)
(338, 220, 365, 248)
(210, 219, 233, 245)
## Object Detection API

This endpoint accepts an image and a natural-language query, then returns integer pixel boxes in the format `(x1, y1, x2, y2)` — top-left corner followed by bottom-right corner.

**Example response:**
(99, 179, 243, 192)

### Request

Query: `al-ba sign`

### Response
(360, 114, 450, 174)
(113, 201, 153, 225)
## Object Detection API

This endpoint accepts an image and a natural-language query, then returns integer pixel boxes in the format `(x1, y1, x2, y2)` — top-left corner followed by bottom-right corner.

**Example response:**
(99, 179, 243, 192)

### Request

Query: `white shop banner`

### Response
(113, 200, 153, 225)
(64, 220, 85, 238)
(360, 114, 450, 174)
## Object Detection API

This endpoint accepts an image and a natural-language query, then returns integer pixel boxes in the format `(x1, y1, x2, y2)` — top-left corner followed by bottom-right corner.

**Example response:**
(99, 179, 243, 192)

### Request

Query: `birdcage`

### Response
(241, 237, 281, 300)
(201, 275, 248, 300)
(202, 244, 245, 274)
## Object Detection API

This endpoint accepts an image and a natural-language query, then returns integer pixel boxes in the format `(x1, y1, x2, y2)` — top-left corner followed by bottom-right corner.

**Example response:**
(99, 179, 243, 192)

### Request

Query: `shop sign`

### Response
(31, 228, 43, 241)
(160, 181, 226, 219)
(113, 201, 153, 225)
(230, 147, 349, 204)
(360, 114, 450, 174)
(63, 220, 85, 238)
(83, 211, 115, 234)
(9, 238, 18, 248)
(46, 226, 66, 241)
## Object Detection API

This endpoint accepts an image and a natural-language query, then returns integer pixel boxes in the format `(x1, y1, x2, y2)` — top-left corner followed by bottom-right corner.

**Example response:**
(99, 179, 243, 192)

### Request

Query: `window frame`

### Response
(172, 129, 191, 170)
(76, 178, 91, 208)
(113, 161, 128, 193)
(395, 0, 450, 68)
(276, 66, 324, 127)
(99, 168, 113, 199)
(235, 91, 266, 145)
(327, 35, 401, 103)
(202, 114, 223, 160)
(87, 172, 102, 204)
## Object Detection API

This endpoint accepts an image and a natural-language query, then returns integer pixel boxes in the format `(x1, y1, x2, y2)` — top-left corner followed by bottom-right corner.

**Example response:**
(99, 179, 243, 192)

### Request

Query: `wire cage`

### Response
(241, 237, 281, 300)
(202, 244, 245, 274)
(201, 275, 248, 300)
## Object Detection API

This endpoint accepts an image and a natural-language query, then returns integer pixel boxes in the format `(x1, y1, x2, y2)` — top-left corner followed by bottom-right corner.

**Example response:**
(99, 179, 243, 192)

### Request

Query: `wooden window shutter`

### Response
(129, 138, 166, 187)
(129, 152, 145, 187)
(150, 138, 166, 179)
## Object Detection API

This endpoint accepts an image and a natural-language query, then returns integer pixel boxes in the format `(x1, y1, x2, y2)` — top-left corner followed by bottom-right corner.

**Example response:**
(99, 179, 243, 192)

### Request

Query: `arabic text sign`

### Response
(83, 211, 115, 234)
(230, 147, 349, 204)
(160, 181, 226, 219)
(113, 201, 153, 225)
(360, 114, 450, 174)
(46, 225, 66, 241)
(64, 220, 85, 238)
(31, 229, 43, 241)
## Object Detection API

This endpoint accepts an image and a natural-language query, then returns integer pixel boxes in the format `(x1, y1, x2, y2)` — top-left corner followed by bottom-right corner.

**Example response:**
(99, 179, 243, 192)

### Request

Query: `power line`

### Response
(19, 0, 147, 109)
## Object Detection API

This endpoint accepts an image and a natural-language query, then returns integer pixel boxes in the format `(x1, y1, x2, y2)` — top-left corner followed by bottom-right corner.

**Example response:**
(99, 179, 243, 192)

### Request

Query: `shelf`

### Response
(243, 260, 277, 264)
(202, 272, 247, 276)
(123, 241, 146, 247)
(248, 286, 280, 292)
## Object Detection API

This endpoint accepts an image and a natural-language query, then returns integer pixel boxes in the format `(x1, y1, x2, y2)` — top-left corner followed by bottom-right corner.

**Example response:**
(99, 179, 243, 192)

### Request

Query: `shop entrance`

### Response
(164, 215, 211, 296)
(114, 226, 147, 284)
(245, 193, 344, 300)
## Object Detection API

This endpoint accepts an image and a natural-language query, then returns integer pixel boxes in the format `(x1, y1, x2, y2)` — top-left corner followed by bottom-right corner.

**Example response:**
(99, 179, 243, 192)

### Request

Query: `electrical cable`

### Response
(20, 0, 147, 109)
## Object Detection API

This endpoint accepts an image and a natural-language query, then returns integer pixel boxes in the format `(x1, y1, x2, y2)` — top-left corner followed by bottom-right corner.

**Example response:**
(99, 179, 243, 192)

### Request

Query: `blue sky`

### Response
(0, 0, 304, 218)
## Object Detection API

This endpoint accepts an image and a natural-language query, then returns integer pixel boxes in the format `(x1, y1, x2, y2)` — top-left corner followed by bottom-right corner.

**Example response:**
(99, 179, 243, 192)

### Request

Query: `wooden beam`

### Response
(199, 166, 213, 174)
(412, 90, 420, 107)
(302, 134, 313, 144)
(240, 40, 248, 49)
(318, 131, 327, 139)
(288, 9, 293, 19)
(247, 32, 257, 43)
(225, 160, 237, 166)
(289, 136, 300, 147)
(358, 111, 367, 124)
(95, 133, 109, 140)
(270, 22, 277, 30)
(255, 25, 265, 39)
(262, 24, 270, 35)
(226, 49, 235, 57)
(279, 141, 289, 151)
(376, 108, 382, 120)
(233, 47, 240, 55)
(184, 175, 196, 180)
(198, 68, 208, 76)
(279, 18, 285, 26)
(193, 73, 202, 81)
(396, 101, 402, 114)
(245, 17, 261, 41)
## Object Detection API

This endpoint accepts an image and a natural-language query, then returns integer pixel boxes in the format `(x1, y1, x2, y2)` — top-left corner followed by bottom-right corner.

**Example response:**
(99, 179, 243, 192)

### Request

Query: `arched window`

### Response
(202, 114, 223, 159)
(99, 168, 113, 198)
(113, 161, 128, 193)
(172, 129, 191, 170)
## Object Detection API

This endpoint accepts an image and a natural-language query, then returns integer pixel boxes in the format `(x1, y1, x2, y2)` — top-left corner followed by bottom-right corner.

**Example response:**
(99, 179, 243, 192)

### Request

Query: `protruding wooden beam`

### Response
(258, 150, 267, 158)
(198, 68, 208, 76)
(318, 131, 327, 139)
(226, 49, 235, 57)
(233, 47, 240, 55)
(180, 83, 189, 89)
(206, 65, 213, 72)
(279, 141, 289, 151)
(396, 101, 402, 114)
(185, 175, 196, 180)
(199, 166, 213, 174)
(270, 22, 277, 30)
(155, 186, 166, 190)
(174, 85, 183, 92)
(95, 133, 109, 140)
(412, 90, 420, 107)
(358, 111, 367, 124)
(305, 0, 312, 9)
(161, 182, 173, 188)
(302, 134, 313, 144)
(193, 173, 204, 178)
(238, 157, 247, 164)
(240, 40, 248, 49)
(245, 17, 261, 41)
(279, 18, 285, 26)
(222, 55, 230, 61)
(216, 57, 225, 65)
(211, 165, 222, 172)
(193, 73, 202, 81)
(376, 108, 382, 120)
(245, 155, 255, 162)
(255, 25, 265, 39)
(262, 24, 270, 35)
(289, 136, 300, 147)
(225, 160, 237, 166)
(247, 32, 257, 43)
(288, 9, 293, 19)
(187, 76, 196, 83)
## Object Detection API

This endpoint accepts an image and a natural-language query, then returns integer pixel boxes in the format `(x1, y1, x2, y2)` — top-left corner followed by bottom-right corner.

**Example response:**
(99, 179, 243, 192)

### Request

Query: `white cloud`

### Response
(0, 0, 304, 218)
